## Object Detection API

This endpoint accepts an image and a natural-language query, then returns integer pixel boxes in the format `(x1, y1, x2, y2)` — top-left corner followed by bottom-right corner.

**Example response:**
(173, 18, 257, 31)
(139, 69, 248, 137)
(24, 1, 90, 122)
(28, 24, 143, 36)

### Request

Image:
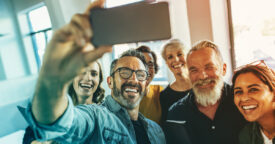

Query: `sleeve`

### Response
(19, 95, 96, 143)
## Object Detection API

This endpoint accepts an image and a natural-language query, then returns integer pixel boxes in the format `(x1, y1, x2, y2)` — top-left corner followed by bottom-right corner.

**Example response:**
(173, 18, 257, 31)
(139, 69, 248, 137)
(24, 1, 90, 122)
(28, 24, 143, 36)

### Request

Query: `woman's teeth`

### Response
(242, 105, 257, 110)
(173, 64, 182, 68)
(80, 83, 92, 88)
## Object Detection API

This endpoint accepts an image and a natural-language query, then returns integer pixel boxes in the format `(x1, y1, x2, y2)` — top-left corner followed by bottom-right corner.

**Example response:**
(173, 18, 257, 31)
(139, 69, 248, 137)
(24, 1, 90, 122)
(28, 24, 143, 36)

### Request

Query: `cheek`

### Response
(189, 73, 198, 83)
(234, 96, 239, 107)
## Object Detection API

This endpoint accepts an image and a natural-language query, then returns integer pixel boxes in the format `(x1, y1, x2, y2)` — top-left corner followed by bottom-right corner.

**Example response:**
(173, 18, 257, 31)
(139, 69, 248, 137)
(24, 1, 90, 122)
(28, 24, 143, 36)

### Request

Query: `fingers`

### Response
(84, 0, 105, 15)
(71, 14, 93, 41)
(83, 45, 112, 64)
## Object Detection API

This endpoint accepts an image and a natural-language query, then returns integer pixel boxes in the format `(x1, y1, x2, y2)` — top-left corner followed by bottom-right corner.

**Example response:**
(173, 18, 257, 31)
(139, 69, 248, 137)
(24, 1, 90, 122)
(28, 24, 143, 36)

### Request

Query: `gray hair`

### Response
(110, 49, 148, 75)
(187, 40, 224, 63)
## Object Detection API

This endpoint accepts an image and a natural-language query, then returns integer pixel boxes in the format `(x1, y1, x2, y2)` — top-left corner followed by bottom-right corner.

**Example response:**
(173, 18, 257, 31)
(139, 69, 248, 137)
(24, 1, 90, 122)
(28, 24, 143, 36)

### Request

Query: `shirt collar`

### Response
(103, 95, 149, 128)
(103, 95, 123, 113)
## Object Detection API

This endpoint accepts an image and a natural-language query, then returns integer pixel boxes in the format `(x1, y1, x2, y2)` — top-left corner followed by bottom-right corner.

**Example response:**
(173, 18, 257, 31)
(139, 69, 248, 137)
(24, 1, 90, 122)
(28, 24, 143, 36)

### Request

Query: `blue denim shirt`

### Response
(20, 95, 165, 144)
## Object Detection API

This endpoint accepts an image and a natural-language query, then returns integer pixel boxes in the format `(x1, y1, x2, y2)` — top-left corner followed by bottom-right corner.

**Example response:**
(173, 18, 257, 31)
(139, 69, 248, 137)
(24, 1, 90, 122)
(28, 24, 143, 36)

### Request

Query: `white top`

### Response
(260, 129, 273, 144)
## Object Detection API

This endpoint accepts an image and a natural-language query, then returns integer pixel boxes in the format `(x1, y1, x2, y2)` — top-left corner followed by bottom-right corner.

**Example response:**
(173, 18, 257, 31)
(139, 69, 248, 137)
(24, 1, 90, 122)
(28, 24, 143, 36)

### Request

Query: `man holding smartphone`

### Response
(20, 0, 165, 143)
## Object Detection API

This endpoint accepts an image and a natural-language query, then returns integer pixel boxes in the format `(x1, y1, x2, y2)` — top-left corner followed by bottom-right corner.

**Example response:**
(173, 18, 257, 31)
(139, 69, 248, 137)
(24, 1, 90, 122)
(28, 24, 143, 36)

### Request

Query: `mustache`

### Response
(193, 78, 216, 87)
(121, 82, 142, 93)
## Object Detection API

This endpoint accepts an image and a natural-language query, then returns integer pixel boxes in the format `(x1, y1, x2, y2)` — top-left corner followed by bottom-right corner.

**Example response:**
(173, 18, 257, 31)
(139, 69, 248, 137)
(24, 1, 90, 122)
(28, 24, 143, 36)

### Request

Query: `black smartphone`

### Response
(89, 2, 171, 46)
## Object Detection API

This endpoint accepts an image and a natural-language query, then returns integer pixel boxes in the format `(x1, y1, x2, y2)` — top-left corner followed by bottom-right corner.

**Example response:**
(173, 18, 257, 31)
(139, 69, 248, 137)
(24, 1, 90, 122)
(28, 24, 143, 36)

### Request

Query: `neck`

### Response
(258, 111, 275, 139)
(127, 105, 140, 121)
(196, 101, 220, 120)
(171, 76, 192, 91)
(77, 95, 93, 105)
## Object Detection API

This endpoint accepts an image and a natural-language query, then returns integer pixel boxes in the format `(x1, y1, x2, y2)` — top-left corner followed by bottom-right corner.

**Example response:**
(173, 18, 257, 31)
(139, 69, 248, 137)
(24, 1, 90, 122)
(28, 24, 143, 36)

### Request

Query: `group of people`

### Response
(21, 0, 274, 144)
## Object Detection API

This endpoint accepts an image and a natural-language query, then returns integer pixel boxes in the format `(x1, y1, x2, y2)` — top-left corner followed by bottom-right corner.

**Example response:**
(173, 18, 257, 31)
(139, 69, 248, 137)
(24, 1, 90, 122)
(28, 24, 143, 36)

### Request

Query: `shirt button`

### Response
(211, 126, 215, 129)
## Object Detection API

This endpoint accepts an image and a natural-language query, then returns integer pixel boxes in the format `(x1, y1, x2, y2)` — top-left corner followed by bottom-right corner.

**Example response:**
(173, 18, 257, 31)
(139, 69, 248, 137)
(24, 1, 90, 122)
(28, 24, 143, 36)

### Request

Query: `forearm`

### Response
(32, 73, 69, 124)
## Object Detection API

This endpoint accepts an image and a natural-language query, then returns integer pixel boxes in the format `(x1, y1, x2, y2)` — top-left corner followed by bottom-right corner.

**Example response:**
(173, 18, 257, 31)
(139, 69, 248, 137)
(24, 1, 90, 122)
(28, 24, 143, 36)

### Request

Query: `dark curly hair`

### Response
(136, 45, 159, 74)
(69, 61, 105, 105)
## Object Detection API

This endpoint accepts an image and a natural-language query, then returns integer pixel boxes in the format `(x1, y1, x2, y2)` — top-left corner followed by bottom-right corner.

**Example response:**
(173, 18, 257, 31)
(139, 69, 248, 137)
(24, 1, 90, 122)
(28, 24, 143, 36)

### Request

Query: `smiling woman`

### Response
(70, 61, 105, 105)
(232, 60, 275, 144)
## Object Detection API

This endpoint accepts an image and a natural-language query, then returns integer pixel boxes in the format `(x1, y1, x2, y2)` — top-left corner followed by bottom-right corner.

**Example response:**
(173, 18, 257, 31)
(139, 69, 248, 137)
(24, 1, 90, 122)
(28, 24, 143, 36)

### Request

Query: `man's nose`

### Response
(198, 70, 208, 80)
(128, 72, 139, 82)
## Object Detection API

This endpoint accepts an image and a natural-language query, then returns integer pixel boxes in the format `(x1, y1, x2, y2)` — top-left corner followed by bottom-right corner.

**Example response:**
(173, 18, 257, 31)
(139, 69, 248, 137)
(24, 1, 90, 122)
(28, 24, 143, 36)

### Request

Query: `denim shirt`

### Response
(20, 95, 165, 144)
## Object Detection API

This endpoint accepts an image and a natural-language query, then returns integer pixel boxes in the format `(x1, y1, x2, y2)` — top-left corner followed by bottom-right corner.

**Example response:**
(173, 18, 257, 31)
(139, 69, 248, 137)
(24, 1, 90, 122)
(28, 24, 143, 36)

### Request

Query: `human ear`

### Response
(107, 76, 113, 88)
(222, 63, 227, 76)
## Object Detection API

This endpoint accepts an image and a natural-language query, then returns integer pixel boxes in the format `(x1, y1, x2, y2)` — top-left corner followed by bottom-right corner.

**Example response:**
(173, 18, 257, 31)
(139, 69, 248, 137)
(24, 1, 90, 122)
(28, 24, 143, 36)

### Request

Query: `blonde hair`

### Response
(161, 39, 187, 60)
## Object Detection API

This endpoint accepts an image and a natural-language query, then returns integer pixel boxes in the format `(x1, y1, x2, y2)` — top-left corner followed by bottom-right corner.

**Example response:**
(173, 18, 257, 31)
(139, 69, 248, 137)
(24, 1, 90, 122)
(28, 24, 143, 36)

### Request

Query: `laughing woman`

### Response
(69, 61, 105, 105)
(23, 61, 105, 144)
(159, 39, 192, 125)
(233, 60, 275, 144)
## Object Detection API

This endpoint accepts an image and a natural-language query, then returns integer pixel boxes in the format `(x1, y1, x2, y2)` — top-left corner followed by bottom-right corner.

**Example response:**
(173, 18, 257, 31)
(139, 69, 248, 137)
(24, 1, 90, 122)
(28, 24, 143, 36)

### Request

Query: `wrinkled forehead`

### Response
(116, 56, 146, 70)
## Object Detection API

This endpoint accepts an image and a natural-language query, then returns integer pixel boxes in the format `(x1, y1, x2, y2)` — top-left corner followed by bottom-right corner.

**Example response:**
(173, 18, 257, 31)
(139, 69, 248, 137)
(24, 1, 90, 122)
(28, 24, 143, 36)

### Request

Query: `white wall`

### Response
(185, 0, 232, 82)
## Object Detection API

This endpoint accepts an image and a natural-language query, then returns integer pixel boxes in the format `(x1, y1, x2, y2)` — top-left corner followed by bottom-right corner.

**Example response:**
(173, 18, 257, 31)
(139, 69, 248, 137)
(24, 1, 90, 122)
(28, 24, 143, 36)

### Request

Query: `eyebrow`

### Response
(234, 84, 260, 90)
(90, 70, 98, 73)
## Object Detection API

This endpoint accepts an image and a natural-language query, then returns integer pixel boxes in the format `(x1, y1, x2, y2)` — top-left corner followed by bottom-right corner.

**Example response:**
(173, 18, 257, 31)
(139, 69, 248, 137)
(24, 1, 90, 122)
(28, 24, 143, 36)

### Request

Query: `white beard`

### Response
(192, 77, 224, 107)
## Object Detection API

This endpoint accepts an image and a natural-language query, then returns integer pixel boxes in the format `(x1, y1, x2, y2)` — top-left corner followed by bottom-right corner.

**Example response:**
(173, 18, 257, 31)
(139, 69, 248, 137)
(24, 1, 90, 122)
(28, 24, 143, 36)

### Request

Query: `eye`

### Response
(248, 88, 259, 93)
(177, 53, 182, 57)
(91, 71, 98, 77)
(167, 55, 173, 60)
(205, 64, 214, 70)
(234, 90, 243, 96)
(189, 68, 198, 74)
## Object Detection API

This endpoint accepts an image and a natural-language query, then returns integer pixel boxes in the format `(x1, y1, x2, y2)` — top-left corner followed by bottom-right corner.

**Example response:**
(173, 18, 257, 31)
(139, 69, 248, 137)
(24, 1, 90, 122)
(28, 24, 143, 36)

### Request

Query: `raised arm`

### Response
(31, 0, 111, 124)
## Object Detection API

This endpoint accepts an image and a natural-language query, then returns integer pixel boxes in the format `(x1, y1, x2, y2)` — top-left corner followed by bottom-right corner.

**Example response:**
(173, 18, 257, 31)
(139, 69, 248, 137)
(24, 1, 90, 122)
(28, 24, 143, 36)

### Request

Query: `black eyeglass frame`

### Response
(111, 67, 148, 81)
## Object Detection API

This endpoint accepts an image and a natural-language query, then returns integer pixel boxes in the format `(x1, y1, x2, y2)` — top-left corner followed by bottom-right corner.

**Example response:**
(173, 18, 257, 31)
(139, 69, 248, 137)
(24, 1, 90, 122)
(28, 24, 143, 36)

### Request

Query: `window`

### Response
(107, 0, 168, 83)
(27, 6, 52, 67)
(230, 0, 275, 69)
(113, 41, 168, 83)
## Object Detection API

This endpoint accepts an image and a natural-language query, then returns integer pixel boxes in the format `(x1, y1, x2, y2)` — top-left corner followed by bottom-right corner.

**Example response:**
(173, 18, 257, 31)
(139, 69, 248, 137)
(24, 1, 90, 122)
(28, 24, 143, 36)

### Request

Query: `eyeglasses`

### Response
(111, 67, 148, 81)
(234, 60, 275, 77)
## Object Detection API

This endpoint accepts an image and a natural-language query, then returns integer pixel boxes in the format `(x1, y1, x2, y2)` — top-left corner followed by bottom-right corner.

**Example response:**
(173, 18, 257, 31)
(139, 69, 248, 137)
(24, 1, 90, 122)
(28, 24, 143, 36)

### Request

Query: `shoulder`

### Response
(160, 85, 171, 94)
(145, 118, 163, 132)
(169, 91, 192, 110)
(148, 85, 163, 96)
(239, 122, 261, 144)
(167, 91, 193, 119)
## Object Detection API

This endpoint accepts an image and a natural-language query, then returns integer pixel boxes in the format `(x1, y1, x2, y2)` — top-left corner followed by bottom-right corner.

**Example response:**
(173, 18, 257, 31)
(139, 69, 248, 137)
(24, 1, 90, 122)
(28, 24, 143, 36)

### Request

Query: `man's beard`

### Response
(113, 81, 145, 109)
(192, 76, 224, 107)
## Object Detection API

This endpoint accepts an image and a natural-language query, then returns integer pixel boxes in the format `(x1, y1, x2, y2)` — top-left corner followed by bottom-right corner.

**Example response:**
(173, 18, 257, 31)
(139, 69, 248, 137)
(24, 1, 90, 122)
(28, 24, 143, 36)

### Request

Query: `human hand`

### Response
(39, 0, 111, 86)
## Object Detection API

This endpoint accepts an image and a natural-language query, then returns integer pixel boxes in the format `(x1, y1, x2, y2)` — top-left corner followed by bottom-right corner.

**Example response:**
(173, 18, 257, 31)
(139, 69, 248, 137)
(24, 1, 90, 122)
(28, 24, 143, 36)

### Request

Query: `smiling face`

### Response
(142, 52, 155, 85)
(109, 56, 147, 109)
(164, 46, 189, 77)
(187, 47, 226, 106)
(234, 72, 274, 122)
(73, 62, 100, 98)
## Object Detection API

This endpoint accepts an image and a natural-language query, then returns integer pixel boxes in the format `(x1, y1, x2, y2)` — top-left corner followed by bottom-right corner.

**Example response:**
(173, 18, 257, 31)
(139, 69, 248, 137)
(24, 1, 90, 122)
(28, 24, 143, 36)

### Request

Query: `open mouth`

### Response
(124, 87, 139, 94)
(241, 104, 258, 110)
(79, 83, 93, 89)
(172, 63, 184, 69)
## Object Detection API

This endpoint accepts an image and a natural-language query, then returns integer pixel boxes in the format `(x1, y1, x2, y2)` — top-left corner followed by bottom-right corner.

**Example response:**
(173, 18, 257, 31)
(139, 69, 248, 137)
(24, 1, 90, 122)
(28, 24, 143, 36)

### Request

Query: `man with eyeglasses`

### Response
(19, 0, 165, 143)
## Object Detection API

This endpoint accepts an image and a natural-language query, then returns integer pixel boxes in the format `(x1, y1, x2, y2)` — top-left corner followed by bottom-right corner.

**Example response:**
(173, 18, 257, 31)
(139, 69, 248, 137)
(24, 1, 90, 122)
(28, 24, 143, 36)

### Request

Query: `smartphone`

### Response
(89, 2, 171, 46)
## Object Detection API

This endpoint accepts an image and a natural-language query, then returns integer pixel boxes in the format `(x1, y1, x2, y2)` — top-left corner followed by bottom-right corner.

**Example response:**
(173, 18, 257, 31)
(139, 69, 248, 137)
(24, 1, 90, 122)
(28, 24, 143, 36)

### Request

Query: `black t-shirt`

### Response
(131, 117, 151, 144)
(159, 85, 190, 126)
(165, 83, 247, 144)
